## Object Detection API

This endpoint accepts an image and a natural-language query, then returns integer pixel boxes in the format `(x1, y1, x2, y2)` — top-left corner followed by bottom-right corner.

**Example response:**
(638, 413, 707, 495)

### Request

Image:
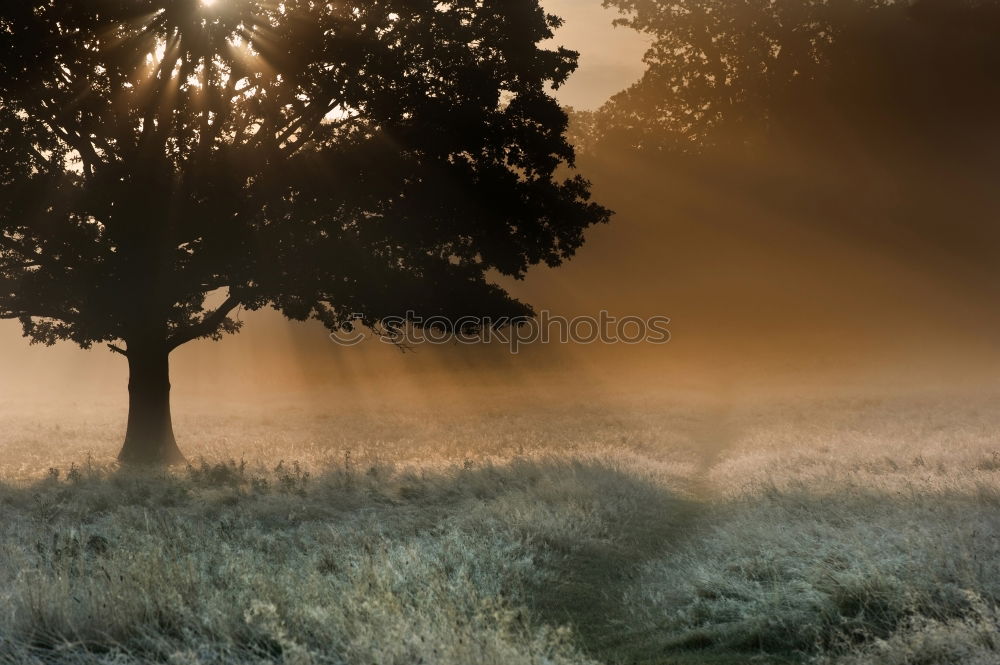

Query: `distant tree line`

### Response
(572, 0, 1000, 290)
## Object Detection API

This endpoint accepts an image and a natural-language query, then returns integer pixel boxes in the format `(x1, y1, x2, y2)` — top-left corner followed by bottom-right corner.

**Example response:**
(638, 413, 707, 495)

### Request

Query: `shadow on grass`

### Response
(0, 455, 720, 664)
(6, 456, 920, 665)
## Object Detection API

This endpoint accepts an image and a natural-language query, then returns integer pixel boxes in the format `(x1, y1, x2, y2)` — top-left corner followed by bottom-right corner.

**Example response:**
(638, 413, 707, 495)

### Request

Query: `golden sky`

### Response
(543, 0, 649, 109)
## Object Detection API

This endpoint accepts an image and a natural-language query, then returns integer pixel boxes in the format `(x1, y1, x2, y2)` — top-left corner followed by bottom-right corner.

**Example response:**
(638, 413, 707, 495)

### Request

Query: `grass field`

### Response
(1, 386, 999, 664)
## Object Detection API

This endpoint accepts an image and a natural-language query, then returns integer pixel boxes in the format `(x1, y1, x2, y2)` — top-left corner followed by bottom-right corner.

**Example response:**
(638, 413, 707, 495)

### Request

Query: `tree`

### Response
(0, 0, 610, 465)
(574, 0, 1000, 286)
(595, 0, 1000, 153)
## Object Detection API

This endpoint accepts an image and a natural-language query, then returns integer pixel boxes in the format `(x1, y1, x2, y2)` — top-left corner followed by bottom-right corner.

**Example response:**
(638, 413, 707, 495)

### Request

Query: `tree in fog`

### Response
(595, 0, 1000, 153)
(0, 1, 610, 464)
(578, 0, 1000, 283)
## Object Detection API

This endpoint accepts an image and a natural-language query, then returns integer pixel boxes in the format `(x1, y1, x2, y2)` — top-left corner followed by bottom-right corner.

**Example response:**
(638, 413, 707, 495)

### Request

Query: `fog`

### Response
(2, 0, 998, 410)
(5, 5, 1000, 661)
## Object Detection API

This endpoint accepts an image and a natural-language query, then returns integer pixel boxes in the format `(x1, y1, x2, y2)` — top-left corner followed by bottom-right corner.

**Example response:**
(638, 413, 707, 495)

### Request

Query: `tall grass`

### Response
(1, 389, 998, 663)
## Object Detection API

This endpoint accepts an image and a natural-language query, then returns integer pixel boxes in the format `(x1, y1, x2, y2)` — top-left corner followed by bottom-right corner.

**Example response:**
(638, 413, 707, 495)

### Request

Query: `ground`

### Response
(1, 385, 999, 664)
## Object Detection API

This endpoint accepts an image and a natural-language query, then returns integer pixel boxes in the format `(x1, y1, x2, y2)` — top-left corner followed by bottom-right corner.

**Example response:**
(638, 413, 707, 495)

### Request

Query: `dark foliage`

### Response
(593, 0, 1000, 155)
(575, 0, 1000, 291)
(0, 0, 610, 352)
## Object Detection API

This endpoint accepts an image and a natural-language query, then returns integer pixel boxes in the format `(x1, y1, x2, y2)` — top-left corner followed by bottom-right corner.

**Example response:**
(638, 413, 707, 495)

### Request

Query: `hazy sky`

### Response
(543, 1, 649, 109)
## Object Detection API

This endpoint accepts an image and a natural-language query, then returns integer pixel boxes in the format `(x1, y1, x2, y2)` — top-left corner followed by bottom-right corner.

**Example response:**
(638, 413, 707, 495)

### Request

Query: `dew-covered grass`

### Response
(1, 388, 998, 664)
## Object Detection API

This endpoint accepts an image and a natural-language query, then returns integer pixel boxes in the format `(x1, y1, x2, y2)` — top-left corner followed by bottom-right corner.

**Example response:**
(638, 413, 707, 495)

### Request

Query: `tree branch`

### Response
(166, 294, 241, 352)
(36, 100, 102, 176)
(276, 98, 347, 155)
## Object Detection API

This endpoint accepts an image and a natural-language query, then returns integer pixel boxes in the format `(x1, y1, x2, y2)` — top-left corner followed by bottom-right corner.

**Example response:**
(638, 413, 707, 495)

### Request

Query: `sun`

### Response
(201, 0, 217, 6)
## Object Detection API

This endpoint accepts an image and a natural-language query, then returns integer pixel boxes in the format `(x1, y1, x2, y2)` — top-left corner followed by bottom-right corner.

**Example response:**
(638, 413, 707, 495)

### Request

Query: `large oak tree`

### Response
(0, 0, 610, 464)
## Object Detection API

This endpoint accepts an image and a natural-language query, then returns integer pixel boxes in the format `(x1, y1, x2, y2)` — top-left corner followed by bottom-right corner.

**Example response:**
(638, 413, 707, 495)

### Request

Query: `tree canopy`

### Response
(593, 0, 1000, 154)
(0, 0, 609, 352)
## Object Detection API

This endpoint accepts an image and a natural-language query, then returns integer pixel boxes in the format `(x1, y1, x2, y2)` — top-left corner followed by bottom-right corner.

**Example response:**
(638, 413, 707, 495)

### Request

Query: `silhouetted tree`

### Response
(596, 0, 1000, 154)
(0, 1, 610, 464)
(576, 0, 1000, 287)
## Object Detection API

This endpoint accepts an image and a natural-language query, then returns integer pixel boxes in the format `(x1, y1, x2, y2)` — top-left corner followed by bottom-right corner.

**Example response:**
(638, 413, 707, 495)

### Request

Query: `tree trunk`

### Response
(117, 344, 185, 466)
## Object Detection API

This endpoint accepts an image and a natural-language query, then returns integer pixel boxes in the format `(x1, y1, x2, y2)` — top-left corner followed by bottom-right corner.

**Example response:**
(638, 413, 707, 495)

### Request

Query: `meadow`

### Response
(1, 385, 999, 664)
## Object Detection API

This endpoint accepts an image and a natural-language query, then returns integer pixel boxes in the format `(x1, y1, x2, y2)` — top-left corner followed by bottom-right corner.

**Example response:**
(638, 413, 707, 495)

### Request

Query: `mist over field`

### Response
(3, 0, 1000, 664)
(5, 385, 1000, 665)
